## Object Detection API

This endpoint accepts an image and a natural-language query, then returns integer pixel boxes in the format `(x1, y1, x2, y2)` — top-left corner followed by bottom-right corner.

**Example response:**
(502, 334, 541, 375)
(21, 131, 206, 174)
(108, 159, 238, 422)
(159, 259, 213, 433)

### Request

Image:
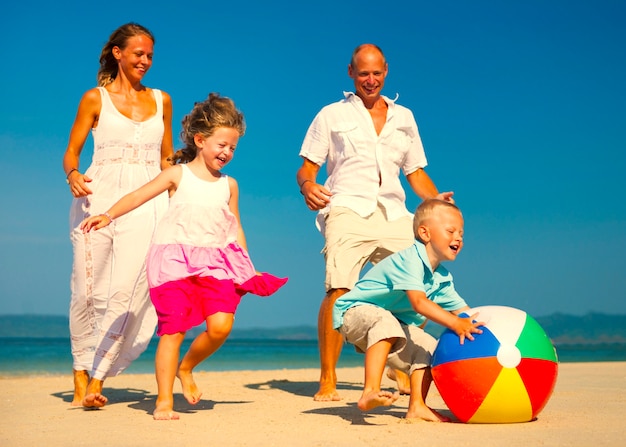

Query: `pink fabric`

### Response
(150, 273, 288, 336)
(147, 242, 256, 288)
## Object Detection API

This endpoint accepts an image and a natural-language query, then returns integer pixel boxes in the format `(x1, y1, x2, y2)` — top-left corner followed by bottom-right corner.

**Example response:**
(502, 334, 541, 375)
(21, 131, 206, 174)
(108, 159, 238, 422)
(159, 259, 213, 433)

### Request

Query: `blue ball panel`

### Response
(432, 327, 501, 367)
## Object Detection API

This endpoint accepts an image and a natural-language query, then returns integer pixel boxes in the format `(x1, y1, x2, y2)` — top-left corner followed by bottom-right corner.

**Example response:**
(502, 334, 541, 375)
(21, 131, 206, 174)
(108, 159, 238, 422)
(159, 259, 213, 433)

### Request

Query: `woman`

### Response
(62, 22, 173, 408)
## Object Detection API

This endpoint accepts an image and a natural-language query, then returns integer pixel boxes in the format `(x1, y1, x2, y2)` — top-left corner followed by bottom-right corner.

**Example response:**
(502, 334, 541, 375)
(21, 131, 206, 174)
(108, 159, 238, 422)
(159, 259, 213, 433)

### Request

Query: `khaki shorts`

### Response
(323, 205, 413, 291)
(339, 304, 436, 375)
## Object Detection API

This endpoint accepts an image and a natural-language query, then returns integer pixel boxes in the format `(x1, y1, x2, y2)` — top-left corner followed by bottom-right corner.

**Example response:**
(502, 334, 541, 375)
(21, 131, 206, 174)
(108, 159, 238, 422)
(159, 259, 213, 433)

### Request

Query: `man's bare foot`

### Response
(357, 390, 399, 411)
(82, 393, 108, 408)
(71, 369, 89, 406)
(153, 400, 180, 420)
(82, 378, 107, 408)
(405, 405, 451, 422)
(386, 368, 411, 395)
(177, 368, 202, 404)
(313, 382, 341, 402)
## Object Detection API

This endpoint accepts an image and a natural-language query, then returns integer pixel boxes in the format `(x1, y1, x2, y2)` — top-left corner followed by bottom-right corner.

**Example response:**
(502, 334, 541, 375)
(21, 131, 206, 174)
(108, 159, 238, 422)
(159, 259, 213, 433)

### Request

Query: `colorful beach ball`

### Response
(431, 305, 558, 423)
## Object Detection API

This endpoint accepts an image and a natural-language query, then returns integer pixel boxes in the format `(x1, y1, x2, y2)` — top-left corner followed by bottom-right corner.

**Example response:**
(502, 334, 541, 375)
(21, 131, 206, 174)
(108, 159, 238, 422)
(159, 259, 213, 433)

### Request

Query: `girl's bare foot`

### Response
(406, 405, 451, 422)
(153, 399, 180, 420)
(71, 369, 89, 406)
(357, 390, 399, 411)
(177, 368, 202, 404)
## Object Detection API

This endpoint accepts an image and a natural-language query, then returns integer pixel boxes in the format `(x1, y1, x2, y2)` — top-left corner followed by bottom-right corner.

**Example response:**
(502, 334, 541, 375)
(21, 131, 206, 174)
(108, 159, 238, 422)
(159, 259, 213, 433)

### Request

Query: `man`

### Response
(297, 43, 453, 401)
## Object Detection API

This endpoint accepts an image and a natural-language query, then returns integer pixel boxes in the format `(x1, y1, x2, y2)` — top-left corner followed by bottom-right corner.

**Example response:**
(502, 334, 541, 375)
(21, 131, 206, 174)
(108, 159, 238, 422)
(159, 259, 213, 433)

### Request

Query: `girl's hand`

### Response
(451, 312, 484, 345)
(80, 213, 113, 233)
(67, 171, 93, 198)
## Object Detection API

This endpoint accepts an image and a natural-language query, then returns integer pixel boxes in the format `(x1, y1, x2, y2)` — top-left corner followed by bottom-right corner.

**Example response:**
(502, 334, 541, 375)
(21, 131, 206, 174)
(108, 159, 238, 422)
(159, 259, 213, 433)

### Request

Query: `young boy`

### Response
(332, 199, 483, 422)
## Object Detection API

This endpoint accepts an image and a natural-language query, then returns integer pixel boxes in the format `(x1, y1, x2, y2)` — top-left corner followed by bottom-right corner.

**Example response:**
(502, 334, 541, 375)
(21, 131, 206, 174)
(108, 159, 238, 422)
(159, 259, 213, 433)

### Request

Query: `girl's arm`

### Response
(62, 89, 101, 197)
(81, 165, 181, 232)
(228, 176, 248, 251)
(406, 290, 482, 344)
(160, 91, 174, 170)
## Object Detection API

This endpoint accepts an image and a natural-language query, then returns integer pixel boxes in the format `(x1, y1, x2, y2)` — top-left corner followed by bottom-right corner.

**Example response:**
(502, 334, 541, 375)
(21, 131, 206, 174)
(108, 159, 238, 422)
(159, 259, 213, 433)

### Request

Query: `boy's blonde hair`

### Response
(413, 199, 462, 237)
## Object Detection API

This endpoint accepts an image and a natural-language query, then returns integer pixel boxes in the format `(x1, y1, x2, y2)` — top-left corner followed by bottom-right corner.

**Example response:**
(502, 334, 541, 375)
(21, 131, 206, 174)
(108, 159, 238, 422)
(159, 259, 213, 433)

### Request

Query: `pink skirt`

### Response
(150, 273, 287, 336)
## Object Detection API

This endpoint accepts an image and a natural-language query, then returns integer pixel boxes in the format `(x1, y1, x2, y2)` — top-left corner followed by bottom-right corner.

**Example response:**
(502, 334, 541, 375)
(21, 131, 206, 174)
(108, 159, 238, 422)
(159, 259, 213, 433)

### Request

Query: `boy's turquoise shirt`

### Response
(333, 240, 467, 329)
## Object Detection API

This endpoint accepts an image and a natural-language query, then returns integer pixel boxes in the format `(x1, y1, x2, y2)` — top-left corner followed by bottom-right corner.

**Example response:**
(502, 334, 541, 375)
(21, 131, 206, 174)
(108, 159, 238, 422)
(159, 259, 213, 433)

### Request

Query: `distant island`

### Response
(0, 313, 625, 346)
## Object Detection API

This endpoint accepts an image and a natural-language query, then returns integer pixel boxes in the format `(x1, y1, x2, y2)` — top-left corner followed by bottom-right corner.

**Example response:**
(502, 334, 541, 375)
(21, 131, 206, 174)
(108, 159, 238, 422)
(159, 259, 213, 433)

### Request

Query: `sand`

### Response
(1, 362, 625, 446)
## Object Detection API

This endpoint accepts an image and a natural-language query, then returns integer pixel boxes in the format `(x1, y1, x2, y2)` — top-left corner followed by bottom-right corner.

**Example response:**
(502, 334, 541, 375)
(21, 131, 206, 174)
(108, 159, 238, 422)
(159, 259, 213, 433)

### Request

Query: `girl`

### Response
(62, 22, 173, 408)
(80, 93, 288, 420)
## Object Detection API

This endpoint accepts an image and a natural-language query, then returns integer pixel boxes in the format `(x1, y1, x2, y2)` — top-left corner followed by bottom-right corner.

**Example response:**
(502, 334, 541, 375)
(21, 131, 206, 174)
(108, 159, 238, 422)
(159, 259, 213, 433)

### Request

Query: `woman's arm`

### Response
(62, 89, 101, 197)
(160, 91, 174, 170)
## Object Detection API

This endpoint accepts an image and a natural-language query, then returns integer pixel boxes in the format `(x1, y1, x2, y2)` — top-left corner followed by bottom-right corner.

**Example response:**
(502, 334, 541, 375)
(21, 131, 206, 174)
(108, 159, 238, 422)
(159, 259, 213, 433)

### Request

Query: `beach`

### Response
(1, 362, 624, 446)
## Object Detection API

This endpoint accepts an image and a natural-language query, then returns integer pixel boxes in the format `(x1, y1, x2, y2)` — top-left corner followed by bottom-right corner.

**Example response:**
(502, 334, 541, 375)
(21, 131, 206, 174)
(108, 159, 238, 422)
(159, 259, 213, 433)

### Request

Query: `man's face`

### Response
(348, 48, 388, 103)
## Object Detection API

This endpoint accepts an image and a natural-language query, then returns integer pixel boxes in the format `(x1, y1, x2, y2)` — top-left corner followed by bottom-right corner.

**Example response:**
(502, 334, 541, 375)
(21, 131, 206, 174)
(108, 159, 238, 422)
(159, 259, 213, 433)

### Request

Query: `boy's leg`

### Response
(405, 367, 450, 422)
(359, 338, 400, 411)
(154, 332, 185, 420)
(177, 312, 234, 404)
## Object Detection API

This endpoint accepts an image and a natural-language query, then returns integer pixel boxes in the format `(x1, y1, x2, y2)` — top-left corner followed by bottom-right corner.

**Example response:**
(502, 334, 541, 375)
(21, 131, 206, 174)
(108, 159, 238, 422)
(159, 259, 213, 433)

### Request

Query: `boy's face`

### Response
(419, 208, 464, 268)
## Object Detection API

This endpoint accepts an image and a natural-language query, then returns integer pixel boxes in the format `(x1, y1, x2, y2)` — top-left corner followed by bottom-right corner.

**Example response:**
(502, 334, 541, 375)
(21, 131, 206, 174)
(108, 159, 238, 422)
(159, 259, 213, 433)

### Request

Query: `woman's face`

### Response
(114, 34, 154, 81)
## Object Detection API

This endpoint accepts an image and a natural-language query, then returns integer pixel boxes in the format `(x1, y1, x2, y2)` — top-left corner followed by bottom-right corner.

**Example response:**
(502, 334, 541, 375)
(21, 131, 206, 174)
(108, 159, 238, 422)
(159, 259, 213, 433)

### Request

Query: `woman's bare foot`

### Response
(153, 399, 180, 420)
(357, 390, 399, 411)
(386, 368, 411, 395)
(82, 393, 108, 408)
(82, 378, 107, 408)
(71, 369, 90, 406)
(177, 368, 202, 404)
(405, 405, 451, 422)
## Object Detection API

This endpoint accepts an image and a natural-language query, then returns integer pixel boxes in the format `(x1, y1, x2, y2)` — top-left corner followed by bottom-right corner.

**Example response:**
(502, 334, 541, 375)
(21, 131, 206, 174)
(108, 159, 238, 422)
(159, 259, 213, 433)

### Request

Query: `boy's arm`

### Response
(406, 290, 483, 344)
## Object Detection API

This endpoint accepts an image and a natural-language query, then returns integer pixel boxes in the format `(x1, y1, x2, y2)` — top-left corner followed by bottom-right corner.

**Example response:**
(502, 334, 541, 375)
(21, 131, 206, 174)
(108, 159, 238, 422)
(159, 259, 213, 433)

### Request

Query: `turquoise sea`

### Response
(1, 337, 625, 376)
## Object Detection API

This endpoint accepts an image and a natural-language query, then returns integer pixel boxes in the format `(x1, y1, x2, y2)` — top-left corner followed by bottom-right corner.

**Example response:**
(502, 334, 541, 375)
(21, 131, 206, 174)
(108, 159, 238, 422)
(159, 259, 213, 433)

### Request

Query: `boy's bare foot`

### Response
(71, 369, 89, 406)
(386, 368, 411, 395)
(177, 368, 202, 404)
(153, 400, 180, 420)
(357, 390, 399, 411)
(313, 382, 341, 401)
(405, 405, 451, 422)
(82, 378, 107, 408)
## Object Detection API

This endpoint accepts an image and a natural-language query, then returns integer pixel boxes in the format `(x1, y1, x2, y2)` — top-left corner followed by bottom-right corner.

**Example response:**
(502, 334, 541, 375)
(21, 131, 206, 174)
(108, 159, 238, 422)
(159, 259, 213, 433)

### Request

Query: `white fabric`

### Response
(69, 87, 168, 380)
(299, 91, 428, 233)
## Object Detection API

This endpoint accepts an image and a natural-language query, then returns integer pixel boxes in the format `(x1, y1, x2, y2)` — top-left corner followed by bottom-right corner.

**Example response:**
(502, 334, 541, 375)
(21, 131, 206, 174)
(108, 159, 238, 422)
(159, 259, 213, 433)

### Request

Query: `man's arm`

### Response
(296, 158, 332, 211)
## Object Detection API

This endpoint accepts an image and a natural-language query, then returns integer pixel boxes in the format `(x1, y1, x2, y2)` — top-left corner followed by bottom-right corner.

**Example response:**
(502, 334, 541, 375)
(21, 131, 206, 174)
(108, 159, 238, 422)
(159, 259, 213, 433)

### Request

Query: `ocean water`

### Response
(0, 337, 625, 376)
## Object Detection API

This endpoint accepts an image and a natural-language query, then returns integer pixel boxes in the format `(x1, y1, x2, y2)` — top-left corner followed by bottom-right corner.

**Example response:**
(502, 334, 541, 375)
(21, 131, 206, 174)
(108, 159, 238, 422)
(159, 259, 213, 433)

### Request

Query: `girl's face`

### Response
(194, 127, 240, 174)
(113, 34, 154, 82)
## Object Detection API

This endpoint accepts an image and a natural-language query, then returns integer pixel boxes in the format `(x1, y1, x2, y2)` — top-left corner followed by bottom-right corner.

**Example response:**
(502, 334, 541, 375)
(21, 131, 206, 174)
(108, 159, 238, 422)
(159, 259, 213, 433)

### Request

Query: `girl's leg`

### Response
(153, 332, 186, 420)
(177, 312, 234, 404)
(358, 338, 400, 411)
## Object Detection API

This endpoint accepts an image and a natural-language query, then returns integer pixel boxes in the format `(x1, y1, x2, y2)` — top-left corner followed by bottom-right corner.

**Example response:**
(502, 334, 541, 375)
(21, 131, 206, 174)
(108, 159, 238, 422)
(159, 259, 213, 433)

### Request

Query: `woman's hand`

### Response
(67, 171, 93, 198)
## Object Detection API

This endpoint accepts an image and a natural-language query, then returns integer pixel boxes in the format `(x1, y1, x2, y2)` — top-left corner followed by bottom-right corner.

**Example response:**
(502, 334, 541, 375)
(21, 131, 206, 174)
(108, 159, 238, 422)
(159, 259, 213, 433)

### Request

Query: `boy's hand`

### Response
(451, 312, 484, 344)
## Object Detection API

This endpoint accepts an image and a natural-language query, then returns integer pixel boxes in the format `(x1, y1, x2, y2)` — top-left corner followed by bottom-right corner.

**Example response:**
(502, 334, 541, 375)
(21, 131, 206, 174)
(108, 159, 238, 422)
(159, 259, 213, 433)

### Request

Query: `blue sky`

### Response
(1, 0, 625, 329)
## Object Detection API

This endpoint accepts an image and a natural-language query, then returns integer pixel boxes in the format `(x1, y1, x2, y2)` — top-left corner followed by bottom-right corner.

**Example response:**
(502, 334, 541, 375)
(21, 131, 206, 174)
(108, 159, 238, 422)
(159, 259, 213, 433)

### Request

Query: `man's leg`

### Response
(314, 288, 348, 401)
